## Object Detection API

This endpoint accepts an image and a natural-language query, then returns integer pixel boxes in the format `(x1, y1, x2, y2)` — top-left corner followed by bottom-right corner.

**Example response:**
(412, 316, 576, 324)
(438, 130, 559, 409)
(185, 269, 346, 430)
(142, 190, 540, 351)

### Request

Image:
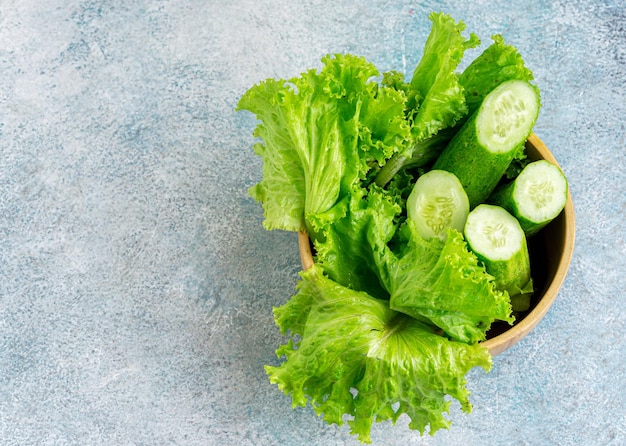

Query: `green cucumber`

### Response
(464, 204, 533, 303)
(433, 79, 541, 208)
(406, 170, 470, 241)
(488, 160, 568, 237)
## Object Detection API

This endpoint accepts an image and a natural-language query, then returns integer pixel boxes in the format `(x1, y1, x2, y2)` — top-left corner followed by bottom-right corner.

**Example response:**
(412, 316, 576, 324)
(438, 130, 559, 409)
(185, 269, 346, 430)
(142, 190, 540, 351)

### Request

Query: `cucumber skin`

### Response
(433, 112, 522, 208)
(510, 293, 531, 312)
(467, 233, 532, 298)
(489, 175, 568, 237)
(464, 204, 533, 298)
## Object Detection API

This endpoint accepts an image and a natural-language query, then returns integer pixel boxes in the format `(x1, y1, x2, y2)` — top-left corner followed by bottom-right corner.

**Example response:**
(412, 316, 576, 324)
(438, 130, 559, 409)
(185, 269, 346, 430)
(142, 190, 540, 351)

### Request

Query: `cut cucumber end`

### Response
(407, 170, 470, 241)
(513, 160, 568, 224)
(464, 204, 525, 261)
(476, 80, 540, 153)
(464, 204, 532, 296)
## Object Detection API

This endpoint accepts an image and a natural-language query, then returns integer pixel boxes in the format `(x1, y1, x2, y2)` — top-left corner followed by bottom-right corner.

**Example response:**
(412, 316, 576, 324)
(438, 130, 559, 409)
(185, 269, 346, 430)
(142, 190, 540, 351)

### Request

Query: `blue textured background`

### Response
(1, 1, 624, 445)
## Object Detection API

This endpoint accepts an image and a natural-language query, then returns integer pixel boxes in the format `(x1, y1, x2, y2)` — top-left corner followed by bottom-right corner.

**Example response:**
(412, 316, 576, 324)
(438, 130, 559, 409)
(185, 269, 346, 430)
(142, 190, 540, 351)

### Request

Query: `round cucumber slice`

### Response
(465, 204, 525, 261)
(513, 160, 568, 228)
(406, 170, 470, 241)
(489, 160, 569, 237)
(464, 204, 532, 297)
(477, 80, 540, 153)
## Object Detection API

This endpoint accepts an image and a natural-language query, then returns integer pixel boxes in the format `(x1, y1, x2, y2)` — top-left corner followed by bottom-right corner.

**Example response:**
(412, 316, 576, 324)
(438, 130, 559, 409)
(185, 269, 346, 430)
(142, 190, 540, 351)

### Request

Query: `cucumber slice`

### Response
(489, 160, 568, 237)
(406, 170, 470, 241)
(464, 204, 532, 298)
(476, 80, 540, 153)
(433, 79, 540, 208)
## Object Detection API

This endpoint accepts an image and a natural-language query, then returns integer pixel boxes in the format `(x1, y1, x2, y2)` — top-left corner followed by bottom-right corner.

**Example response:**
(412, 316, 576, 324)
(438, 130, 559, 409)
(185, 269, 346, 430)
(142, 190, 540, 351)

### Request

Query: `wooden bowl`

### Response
(298, 133, 575, 356)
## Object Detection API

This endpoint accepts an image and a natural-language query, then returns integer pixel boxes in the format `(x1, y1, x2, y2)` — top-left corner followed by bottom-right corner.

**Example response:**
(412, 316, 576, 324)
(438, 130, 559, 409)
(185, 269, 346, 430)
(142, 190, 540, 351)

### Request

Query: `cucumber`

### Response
(488, 160, 568, 237)
(510, 292, 532, 313)
(406, 170, 470, 241)
(433, 79, 540, 208)
(464, 204, 533, 300)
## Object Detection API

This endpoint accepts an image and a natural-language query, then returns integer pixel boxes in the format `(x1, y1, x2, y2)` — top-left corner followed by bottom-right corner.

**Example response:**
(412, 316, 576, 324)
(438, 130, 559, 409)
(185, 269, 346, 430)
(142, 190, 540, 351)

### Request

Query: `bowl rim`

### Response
(297, 133, 576, 356)
(482, 133, 576, 355)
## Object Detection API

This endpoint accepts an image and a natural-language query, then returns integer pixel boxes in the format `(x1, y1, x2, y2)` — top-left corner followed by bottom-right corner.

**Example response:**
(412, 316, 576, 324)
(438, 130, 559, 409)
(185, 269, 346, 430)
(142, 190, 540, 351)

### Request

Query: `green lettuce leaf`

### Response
(310, 186, 513, 343)
(238, 54, 410, 232)
(408, 12, 480, 141)
(308, 185, 401, 299)
(374, 12, 479, 186)
(459, 34, 535, 119)
(267, 265, 492, 443)
(384, 224, 515, 343)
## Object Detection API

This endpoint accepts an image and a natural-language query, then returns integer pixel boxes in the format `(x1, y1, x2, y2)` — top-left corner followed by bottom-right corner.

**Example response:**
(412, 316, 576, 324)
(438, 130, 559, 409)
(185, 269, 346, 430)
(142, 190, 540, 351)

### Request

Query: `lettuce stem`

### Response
(374, 130, 453, 187)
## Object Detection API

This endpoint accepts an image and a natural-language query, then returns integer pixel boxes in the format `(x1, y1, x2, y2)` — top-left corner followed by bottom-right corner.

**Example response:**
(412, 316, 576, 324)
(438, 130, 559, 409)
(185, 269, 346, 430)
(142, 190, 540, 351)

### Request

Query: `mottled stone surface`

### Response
(0, 1, 624, 445)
